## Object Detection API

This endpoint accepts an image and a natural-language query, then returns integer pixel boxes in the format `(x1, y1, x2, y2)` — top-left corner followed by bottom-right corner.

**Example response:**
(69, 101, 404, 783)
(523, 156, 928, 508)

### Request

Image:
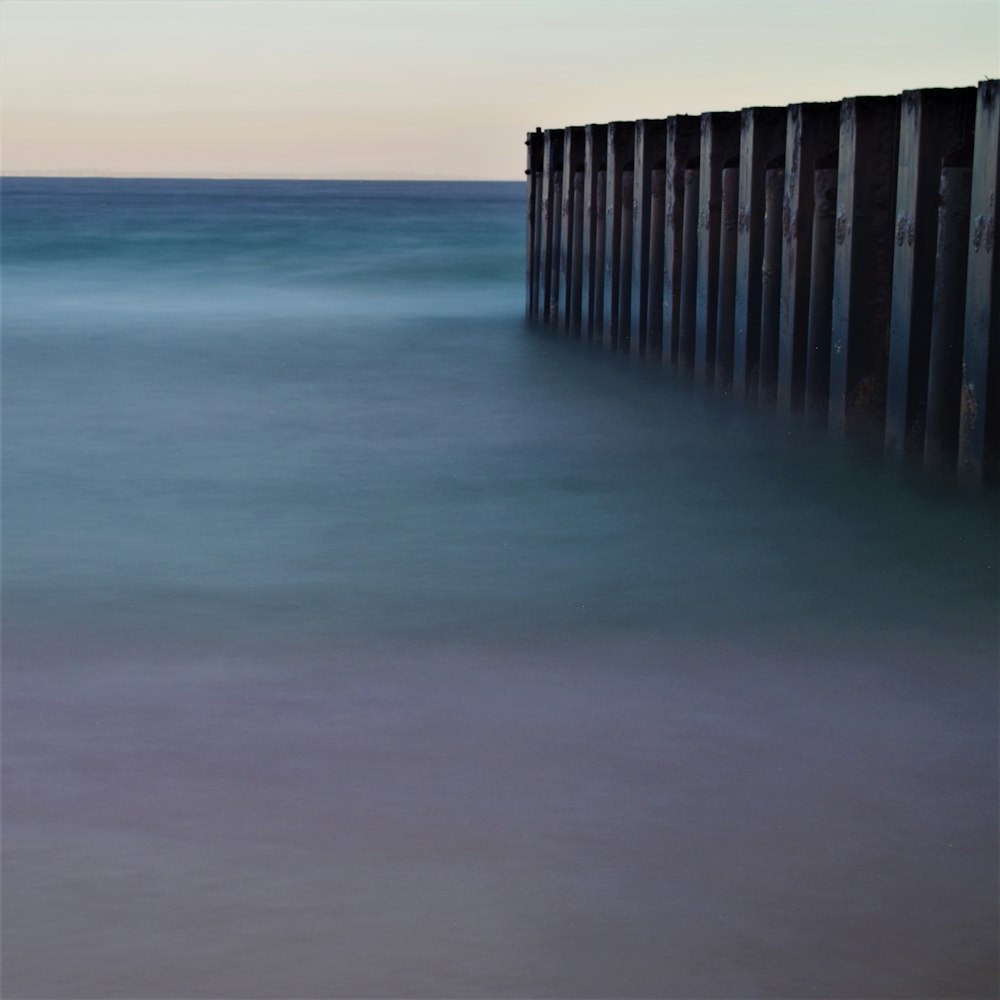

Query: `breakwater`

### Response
(526, 82, 999, 482)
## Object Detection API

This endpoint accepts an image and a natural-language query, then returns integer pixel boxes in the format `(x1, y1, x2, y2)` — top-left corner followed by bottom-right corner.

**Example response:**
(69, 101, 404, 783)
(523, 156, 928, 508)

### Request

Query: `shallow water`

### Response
(2, 178, 997, 998)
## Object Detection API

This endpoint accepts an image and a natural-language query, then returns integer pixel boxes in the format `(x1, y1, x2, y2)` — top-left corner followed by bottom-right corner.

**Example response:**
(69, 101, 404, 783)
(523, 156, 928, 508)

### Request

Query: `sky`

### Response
(1, 0, 997, 180)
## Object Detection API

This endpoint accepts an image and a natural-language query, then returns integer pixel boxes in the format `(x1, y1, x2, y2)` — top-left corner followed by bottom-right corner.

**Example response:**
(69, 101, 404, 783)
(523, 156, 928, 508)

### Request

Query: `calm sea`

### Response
(2, 178, 997, 999)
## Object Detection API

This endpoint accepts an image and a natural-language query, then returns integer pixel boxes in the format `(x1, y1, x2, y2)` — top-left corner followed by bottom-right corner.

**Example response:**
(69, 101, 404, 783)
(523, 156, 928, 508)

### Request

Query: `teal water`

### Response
(2, 178, 997, 998)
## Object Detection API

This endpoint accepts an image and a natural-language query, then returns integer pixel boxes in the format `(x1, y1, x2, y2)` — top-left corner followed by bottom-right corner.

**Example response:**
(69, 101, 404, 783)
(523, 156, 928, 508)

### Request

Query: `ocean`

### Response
(2, 177, 997, 998)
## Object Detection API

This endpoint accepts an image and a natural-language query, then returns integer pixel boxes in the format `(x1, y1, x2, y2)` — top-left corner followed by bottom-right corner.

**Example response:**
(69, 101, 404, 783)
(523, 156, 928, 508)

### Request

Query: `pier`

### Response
(525, 82, 999, 483)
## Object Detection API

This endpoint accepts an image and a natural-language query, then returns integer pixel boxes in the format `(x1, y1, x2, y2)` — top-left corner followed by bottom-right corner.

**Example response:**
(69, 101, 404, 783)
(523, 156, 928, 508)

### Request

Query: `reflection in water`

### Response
(2, 180, 997, 998)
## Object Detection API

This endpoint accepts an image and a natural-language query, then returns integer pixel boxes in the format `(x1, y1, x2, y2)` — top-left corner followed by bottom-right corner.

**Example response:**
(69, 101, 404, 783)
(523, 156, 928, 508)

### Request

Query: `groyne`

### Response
(525, 82, 999, 482)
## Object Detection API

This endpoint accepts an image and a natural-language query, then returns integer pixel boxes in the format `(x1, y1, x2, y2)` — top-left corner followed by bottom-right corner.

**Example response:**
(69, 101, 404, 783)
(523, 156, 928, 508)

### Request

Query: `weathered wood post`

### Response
(593, 169, 607, 344)
(663, 116, 701, 366)
(959, 79, 1000, 482)
(619, 167, 635, 350)
(678, 166, 701, 372)
(525, 128, 544, 321)
(533, 167, 545, 320)
(885, 87, 977, 461)
(629, 119, 667, 357)
(733, 107, 786, 400)
(775, 102, 840, 410)
(560, 126, 586, 334)
(694, 112, 741, 385)
(570, 169, 585, 335)
(646, 168, 667, 359)
(583, 124, 608, 340)
(804, 160, 839, 422)
(759, 166, 785, 401)
(602, 121, 635, 349)
(550, 168, 563, 324)
(541, 129, 564, 324)
(715, 166, 740, 390)
(828, 96, 900, 438)
(924, 163, 973, 469)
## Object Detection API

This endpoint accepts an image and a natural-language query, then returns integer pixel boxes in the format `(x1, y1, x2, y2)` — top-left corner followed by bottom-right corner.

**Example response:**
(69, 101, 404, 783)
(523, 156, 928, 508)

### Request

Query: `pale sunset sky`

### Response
(2, 0, 997, 180)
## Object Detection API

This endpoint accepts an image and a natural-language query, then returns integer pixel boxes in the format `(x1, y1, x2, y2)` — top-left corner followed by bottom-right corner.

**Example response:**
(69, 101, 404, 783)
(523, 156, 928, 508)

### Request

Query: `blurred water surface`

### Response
(2, 178, 997, 998)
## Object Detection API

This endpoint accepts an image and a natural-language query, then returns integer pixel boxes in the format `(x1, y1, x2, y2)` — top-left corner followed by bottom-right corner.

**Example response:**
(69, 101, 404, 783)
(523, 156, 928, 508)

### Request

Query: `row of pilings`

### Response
(525, 82, 999, 483)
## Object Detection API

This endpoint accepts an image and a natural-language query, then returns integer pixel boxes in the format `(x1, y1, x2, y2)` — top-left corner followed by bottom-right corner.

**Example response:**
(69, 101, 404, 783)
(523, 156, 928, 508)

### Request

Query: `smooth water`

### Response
(2, 178, 997, 999)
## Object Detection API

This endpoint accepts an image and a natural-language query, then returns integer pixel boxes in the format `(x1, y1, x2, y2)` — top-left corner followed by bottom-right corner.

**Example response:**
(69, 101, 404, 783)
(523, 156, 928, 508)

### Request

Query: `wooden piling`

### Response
(759, 167, 785, 401)
(629, 119, 667, 357)
(925, 165, 973, 470)
(775, 102, 840, 411)
(678, 166, 701, 372)
(646, 168, 667, 358)
(959, 80, 1000, 482)
(593, 171, 607, 344)
(533, 168, 544, 319)
(560, 127, 586, 334)
(715, 166, 740, 391)
(804, 163, 839, 423)
(550, 168, 563, 324)
(733, 108, 787, 400)
(570, 169, 585, 334)
(541, 129, 564, 324)
(525, 129, 544, 321)
(602, 121, 635, 349)
(583, 124, 608, 339)
(528, 84, 993, 486)
(828, 96, 900, 438)
(694, 112, 741, 386)
(885, 88, 977, 461)
(663, 116, 701, 366)
(619, 169, 635, 351)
